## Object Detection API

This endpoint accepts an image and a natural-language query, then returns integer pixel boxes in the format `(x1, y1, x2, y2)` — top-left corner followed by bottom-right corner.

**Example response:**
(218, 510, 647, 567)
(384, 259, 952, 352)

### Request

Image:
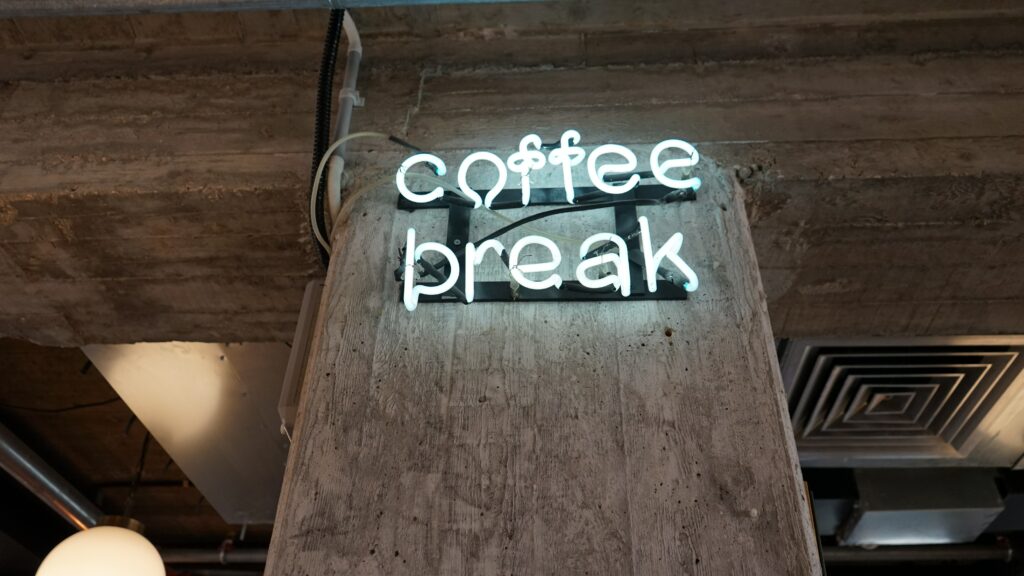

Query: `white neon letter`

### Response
(651, 139, 702, 191)
(547, 129, 586, 203)
(505, 134, 546, 207)
(576, 233, 631, 297)
(464, 239, 505, 303)
(458, 151, 505, 209)
(638, 216, 698, 293)
(587, 144, 640, 195)
(509, 235, 563, 291)
(396, 153, 447, 204)
(403, 228, 461, 312)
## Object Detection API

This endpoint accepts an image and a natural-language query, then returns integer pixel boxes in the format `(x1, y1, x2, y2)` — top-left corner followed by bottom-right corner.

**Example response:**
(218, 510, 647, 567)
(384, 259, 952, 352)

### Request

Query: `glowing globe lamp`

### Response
(36, 525, 165, 576)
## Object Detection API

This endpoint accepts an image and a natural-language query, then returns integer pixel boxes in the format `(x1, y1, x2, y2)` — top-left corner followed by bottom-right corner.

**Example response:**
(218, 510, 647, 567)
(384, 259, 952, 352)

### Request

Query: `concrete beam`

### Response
(0, 9, 1022, 345)
(0, 0, 536, 19)
(4, 4, 1024, 80)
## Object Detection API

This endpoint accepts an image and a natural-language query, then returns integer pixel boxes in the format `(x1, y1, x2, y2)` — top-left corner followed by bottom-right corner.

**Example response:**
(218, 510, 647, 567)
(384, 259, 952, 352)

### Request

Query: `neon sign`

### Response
(396, 129, 701, 312)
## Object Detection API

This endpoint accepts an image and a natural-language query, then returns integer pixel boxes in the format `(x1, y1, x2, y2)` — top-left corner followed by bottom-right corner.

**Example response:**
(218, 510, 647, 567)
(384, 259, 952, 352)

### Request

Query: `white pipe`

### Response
(342, 11, 362, 55)
(326, 11, 363, 224)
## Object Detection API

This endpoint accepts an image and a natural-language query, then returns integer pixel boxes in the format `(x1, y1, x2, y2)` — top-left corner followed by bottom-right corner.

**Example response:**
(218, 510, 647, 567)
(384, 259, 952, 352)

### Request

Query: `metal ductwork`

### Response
(0, 421, 102, 531)
(780, 336, 1024, 467)
(0, 0, 536, 18)
(838, 468, 1004, 547)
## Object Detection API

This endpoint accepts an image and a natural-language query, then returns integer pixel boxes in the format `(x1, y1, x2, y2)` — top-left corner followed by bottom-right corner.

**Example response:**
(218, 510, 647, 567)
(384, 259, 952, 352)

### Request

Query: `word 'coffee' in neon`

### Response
(396, 129, 702, 207)
(398, 129, 702, 311)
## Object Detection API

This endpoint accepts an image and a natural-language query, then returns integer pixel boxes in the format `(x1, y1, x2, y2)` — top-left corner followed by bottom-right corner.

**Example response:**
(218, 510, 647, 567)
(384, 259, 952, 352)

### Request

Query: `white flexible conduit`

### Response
(341, 10, 363, 58)
(325, 11, 363, 224)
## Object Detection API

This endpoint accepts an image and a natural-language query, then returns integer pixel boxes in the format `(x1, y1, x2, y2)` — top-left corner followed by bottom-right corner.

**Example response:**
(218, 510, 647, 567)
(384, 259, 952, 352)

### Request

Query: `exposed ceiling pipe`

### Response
(0, 421, 102, 531)
(0, 0, 537, 19)
(177, 571, 263, 576)
(821, 543, 1013, 564)
(160, 548, 268, 565)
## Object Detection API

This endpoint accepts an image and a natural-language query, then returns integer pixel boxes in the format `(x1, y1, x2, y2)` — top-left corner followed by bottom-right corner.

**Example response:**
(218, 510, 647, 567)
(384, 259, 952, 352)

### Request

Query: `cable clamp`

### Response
(339, 87, 365, 107)
(218, 539, 234, 565)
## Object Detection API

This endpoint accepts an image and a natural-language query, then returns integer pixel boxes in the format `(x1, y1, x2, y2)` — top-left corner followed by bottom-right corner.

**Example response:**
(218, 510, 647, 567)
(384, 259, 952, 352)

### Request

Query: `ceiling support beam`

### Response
(2, 12, 1023, 345)
(0, 0, 537, 19)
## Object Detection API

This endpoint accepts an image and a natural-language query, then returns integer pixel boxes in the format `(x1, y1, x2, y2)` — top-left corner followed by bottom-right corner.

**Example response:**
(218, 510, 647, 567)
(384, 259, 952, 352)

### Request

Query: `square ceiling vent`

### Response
(780, 337, 1024, 467)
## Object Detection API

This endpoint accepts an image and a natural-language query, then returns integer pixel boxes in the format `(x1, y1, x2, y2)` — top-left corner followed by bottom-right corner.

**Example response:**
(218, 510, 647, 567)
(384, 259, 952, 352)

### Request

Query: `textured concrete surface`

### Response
(0, 3, 1022, 344)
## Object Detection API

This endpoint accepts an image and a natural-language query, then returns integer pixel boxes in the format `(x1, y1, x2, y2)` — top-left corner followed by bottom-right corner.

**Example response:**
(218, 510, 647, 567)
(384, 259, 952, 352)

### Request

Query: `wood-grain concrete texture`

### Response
(1, 1, 1022, 344)
(266, 154, 821, 574)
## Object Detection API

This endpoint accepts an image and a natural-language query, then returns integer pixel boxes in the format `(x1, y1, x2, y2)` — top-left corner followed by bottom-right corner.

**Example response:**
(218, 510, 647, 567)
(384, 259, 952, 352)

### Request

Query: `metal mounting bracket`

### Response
(397, 184, 695, 304)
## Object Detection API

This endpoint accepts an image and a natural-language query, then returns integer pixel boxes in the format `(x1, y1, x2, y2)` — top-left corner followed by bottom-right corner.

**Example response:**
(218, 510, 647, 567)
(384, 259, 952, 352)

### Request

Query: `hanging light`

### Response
(36, 518, 164, 576)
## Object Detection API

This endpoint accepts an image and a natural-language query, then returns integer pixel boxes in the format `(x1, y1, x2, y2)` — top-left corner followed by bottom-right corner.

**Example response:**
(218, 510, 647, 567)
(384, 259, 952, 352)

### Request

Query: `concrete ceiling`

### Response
(1, 1, 1022, 345)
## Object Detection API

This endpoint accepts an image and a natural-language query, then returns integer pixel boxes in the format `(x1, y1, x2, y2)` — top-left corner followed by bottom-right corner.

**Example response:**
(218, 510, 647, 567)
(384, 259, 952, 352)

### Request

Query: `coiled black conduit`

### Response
(309, 9, 345, 269)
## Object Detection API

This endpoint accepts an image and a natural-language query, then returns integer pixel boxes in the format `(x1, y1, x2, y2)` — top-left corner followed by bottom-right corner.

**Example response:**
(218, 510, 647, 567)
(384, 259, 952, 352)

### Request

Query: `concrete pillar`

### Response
(266, 148, 820, 574)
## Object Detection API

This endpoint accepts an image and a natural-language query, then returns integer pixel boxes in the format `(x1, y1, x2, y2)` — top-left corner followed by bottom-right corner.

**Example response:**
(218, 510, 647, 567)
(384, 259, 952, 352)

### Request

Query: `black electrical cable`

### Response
(473, 198, 663, 247)
(309, 9, 345, 269)
(388, 135, 425, 154)
(123, 431, 151, 519)
(606, 169, 654, 183)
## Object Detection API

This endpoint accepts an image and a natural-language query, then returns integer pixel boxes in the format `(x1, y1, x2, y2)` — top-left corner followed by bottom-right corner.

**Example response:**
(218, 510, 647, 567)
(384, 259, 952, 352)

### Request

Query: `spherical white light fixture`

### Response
(36, 522, 164, 576)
